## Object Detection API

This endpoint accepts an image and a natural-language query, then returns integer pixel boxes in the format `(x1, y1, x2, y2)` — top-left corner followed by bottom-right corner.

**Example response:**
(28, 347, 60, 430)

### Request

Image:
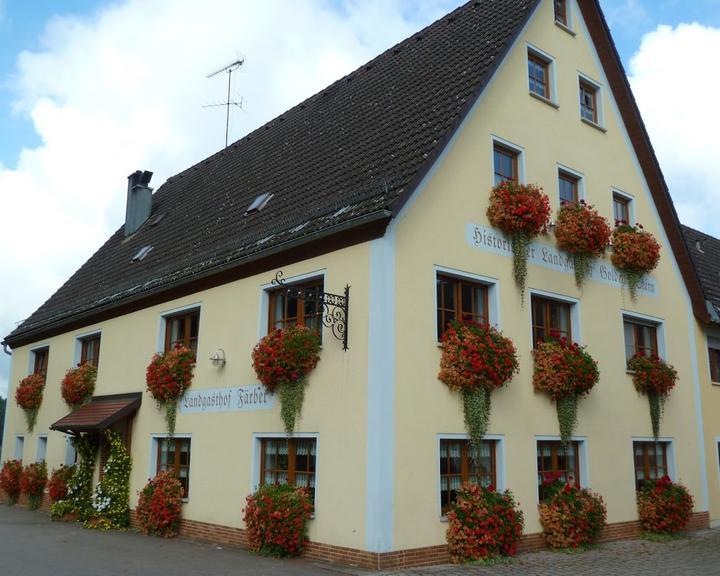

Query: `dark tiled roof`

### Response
(49, 393, 142, 433)
(681, 225, 720, 321)
(5, 0, 538, 345)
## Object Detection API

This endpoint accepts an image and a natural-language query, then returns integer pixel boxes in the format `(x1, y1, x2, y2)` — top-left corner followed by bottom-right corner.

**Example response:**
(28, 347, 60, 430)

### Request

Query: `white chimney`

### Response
(125, 170, 153, 236)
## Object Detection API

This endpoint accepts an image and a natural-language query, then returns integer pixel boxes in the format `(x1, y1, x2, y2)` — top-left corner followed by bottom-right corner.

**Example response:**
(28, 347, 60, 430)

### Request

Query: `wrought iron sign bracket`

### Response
(271, 271, 350, 350)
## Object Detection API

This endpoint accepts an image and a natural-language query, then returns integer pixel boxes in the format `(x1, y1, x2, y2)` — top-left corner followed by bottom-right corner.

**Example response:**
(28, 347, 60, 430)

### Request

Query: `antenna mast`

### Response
(204, 58, 244, 148)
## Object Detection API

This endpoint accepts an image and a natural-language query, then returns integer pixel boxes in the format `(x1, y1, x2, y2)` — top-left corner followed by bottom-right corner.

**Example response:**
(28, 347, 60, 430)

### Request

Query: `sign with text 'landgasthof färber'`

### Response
(465, 223, 658, 296)
(180, 385, 275, 414)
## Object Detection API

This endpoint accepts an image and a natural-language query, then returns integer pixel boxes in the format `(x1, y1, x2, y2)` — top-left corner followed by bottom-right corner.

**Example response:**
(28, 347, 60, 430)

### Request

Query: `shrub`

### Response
(539, 479, 606, 549)
(86, 430, 131, 529)
(61, 363, 97, 408)
(445, 483, 524, 563)
(0, 460, 23, 505)
(48, 465, 75, 503)
(146, 346, 195, 434)
(252, 326, 321, 434)
(50, 500, 77, 520)
(15, 374, 45, 432)
(243, 484, 314, 557)
(136, 471, 184, 537)
(20, 461, 48, 510)
(637, 476, 693, 534)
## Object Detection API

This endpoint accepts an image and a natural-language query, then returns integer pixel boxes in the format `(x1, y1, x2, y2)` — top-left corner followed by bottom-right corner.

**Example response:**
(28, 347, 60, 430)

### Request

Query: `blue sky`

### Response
(0, 0, 719, 399)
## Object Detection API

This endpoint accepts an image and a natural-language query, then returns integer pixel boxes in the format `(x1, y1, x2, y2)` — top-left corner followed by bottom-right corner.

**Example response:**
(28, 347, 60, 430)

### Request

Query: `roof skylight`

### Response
(131, 245, 153, 262)
(245, 193, 273, 215)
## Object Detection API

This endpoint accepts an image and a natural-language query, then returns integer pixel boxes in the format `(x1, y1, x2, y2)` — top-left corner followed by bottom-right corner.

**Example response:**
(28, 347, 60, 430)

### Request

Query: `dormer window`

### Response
(245, 193, 273, 215)
(131, 245, 153, 262)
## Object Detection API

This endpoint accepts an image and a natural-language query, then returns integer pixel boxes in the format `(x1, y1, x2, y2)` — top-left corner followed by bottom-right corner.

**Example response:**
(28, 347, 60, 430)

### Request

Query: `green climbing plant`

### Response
(85, 430, 131, 530)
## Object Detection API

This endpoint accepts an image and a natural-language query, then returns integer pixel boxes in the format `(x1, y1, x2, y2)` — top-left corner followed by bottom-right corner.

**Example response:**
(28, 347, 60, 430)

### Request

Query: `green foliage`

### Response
(556, 395, 578, 446)
(572, 253, 592, 289)
(50, 500, 76, 520)
(65, 434, 98, 521)
(462, 387, 492, 454)
(511, 231, 531, 302)
(86, 430, 131, 530)
(278, 378, 306, 435)
(648, 393, 664, 441)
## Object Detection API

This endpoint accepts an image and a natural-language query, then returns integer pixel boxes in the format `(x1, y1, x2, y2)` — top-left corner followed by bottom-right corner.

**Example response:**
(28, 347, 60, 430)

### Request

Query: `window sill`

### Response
(555, 21, 576, 36)
(626, 369, 636, 375)
(439, 515, 448, 523)
(529, 91, 559, 109)
(712, 381, 720, 386)
(581, 117, 607, 133)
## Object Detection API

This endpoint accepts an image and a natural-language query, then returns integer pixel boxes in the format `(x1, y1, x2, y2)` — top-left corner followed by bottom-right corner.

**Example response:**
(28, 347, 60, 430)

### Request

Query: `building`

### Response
(1, 0, 713, 569)
(682, 224, 720, 528)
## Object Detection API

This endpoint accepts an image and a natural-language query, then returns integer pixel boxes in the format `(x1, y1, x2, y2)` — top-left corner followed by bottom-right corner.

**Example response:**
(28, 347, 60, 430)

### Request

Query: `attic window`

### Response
(245, 193, 273, 215)
(131, 245, 153, 262)
(149, 212, 166, 226)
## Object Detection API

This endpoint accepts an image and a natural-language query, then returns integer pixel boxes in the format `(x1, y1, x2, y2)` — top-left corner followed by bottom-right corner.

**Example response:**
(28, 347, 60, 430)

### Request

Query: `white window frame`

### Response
(73, 329, 102, 367)
(527, 44, 558, 105)
(251, 432, 320, 515)
(148, 433, 193, 500)
(557, 164, 585, 205)
(36, 436, 48, 463)
(631, 437, 677, 483)
(258, 270, 326, 341)
(14, 435, 24, 461)
(64, 436, 77, 466)
(27, 344, 50, 375)
(535, 435, 589, 504)
(156, 302, 202, 354)
(436, 433, 505, 519)
(578, 73, 605, 128)
(491, 136, 525, 186)
(528, 288, 582, 345)
(434, 266, 500, 343)
(621, 311, 666, 365)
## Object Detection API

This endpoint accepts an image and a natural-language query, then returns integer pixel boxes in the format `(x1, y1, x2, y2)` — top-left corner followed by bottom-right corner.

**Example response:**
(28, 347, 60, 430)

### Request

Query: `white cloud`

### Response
(0, 0, 460, 396)
(628, 23, 720, 235)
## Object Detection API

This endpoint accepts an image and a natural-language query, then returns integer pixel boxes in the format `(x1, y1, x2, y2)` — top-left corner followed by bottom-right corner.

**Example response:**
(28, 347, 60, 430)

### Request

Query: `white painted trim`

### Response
(14, 435, 24, 461)
(0, 352, 13, 462)
(528, 288, 582, 345)
(526, 43, 558, 105)
(433, 265, 501, 340)
(257, 269, 326, 341)
(490, 136, 526, 185)
(436, 434, 505, 519)
(35, 435, 48, 463)
(611, 187, 636, 225)
(631, 437, 677, 482)
(620, 310, 667, 359)
(72, 330, 101, 367)
(714, 437, 720, 492)
(576, 1, 709, 511)
(156, 302, 202, 354)
(534, 436, 589, 504)
(27, 344, 49, 376)
(556, 164, 586, 202)
(64, 436, 77, 466)
(577, 71, 605, 128)
(148, 433, 193, 499)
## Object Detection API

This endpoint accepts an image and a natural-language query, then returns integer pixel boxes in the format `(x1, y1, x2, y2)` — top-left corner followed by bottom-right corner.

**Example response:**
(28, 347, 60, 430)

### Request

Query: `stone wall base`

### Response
(1, 491, 710, 570)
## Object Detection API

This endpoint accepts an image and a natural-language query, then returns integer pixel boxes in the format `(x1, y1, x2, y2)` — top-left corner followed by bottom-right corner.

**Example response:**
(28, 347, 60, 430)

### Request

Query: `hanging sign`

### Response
(180, 385, 275, 414)
(465, 223, 658, 296)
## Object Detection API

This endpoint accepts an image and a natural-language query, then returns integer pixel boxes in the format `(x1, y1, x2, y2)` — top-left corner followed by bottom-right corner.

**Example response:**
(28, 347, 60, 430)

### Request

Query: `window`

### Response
(709, 345, 720, 383)
(579, 80, 598, 123)
(156, 437, 191, 497)
(531, 296, 572, 347)
(528, 51, 550, 99)
(260, 438, 317, 502)
(80, 334, 101, 367)
(65, 437, 77, 466)
(436, 275, 489, 339)
(613, 193, 630, 225)
(633, 441, 669, 491)
(493, 144, 518, 185)
(164, 310, 200, 355)
(439, 439, 496, 514)
(32, 348, 49, 376)
(558, 171, 579, 204)
(537, 441, 580, 500)
(623, 319, 658, 362)
(14, 436, 24, 461)
(36, 436, 48, 463)
(268, 280, 323, 335)
(554, 0, 568, 26)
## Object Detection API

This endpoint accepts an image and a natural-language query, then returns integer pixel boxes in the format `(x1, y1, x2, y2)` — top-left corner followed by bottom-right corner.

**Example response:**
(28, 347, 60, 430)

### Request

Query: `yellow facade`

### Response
(1, 0, 712, 559)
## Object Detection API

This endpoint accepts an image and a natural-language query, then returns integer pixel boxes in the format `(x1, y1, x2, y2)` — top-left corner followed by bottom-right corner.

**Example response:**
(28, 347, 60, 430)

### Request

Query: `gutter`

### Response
(2, 343, 10, 356)
(4, 209, 393, 348)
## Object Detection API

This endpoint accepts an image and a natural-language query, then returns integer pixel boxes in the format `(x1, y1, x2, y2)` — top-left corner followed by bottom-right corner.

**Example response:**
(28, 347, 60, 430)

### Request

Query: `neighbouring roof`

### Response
(5, 0, 540, 346)
(681, 225, 720, 323)
(50, 393, 142, 434)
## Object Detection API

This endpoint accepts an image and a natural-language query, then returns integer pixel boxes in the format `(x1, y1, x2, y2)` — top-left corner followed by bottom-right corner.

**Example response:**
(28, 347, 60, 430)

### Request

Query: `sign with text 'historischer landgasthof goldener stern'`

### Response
(180, 385, 275, 414)
(465, 223, 658, 296)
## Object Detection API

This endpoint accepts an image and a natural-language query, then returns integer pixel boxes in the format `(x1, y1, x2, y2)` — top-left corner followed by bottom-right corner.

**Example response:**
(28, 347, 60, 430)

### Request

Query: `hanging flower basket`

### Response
(611, 223, 660, 298)
(146, 346, 195, 435)
(487, 181, 550, 300)
(15, 373, 45, 432)
(627, 353, 677, 439)
(532, 339, 599, 445)
(61, 363, 97, 409)
(252, 325, 321, 434)
(438, 321, 518, 451)
(554, 200, 611, 288)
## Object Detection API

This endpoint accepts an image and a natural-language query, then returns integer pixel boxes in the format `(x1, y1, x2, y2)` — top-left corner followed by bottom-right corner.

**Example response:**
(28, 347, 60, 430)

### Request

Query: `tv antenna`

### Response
(204, 58, 244, 148)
